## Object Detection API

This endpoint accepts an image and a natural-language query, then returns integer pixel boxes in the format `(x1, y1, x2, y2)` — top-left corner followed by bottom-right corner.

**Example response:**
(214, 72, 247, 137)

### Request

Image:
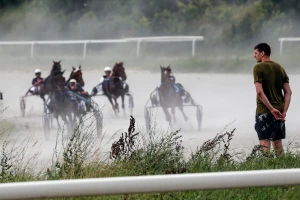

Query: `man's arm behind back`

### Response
(282, 82, 292, 115)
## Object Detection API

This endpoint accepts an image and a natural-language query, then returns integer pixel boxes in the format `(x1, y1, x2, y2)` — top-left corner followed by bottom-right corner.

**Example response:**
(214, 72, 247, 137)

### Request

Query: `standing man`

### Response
(253, 43, 292, 156)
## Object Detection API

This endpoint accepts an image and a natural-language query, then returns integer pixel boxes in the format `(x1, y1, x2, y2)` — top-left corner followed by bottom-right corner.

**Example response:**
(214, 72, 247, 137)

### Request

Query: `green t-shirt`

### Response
(253, 61, 289, 114)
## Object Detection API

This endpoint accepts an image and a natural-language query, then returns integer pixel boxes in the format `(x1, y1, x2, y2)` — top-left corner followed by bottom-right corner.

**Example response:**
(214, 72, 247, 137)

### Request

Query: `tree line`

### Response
(0, 0, 299, 48)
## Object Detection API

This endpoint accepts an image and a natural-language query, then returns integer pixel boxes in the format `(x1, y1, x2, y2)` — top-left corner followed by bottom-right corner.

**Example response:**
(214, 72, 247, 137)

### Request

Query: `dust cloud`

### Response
(0, 1, 299, 171)
(1, 66, 299, 170)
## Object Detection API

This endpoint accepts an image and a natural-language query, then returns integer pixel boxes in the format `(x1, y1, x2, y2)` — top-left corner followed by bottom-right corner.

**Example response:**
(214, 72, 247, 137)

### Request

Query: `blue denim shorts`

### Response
(255, 113, 286, 141)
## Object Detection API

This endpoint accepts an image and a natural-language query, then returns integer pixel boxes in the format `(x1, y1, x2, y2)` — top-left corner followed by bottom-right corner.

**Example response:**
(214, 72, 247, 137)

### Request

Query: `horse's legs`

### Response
(113, 98, 119, 113)
(121, 95, 125, 115)
(106, 94, 116, 114)
(174, 94, 188, 121)
(73, 107, 79, 129)
(171, 107, 176, 124)
(60, 114, 72, 138)
(103, 81, 117, 114)
(162, 106, 172, 128)
(68, 113, 76, 133)
(178, 105, 188, 121)
(56, 117, 60, 129)
(69, 102, 78, 131)
(53, 112, 60, 129)
(40, 93, 46, 104)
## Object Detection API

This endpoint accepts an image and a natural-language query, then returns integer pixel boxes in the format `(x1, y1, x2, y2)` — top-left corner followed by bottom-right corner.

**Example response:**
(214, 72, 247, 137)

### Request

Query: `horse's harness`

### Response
(160, 73, 178, 99)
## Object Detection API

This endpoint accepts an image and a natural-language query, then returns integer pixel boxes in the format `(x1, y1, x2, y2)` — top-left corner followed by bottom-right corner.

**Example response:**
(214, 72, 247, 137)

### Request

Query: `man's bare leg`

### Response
(259, 140, 271, 153)
(271, 139, 284, 156)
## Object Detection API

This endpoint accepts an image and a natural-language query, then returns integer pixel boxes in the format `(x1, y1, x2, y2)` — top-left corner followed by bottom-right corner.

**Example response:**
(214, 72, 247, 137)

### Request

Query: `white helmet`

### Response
(34, 69, 41, 74)
(104, 66, 112, 72)
(70, 79, 77, 83)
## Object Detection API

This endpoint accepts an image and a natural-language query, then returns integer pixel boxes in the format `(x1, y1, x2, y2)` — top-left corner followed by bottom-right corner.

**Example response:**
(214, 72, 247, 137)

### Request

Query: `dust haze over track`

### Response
(1, 63, 300, 171)
(0, 0, 300, 175)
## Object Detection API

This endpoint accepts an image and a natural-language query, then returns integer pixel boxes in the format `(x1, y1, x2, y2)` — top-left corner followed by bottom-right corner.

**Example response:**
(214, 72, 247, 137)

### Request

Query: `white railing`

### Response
(0, 91, 3, 111)
(125, 36, 204, 57)
(1, 168, 300, 199)
(0, 36, 204, 58)
(278, 37, 300, 56)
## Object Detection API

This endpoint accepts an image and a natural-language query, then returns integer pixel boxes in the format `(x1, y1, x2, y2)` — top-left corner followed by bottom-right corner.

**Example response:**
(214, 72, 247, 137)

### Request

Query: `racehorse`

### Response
(102, 62, 129, 115)
(40, 60, 63, 103)
(66, 65, 85, 87)
(47, 70, 78, 135)
(158, 65, 188, 127)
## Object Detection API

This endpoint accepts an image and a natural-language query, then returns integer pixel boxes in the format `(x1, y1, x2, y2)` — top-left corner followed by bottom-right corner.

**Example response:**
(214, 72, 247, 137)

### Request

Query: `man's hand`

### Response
(271, 109, 285, 121)
(255, 82, 285, 121)
(282, 111, 286, 119)
(34, 80, 42, 86)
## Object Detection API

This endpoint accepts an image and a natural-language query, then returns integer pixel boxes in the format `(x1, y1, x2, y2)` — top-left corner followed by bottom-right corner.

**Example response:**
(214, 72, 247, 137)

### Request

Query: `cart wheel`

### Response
(197, 106, 203, 131)
(20, 98, 26, 117)
(144, 107, 151, 131)
(94, 110, 103, 138)
(50, 113, 54, 129)
(43, 114, 51, 141)
(129, 96, 134, 115)
(150, 94, 159, 106)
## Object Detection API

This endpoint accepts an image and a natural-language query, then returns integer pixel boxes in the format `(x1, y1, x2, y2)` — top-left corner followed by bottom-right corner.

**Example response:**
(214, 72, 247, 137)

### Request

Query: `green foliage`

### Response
(3, 116, 300, 199)
(0, 0, 299, 45)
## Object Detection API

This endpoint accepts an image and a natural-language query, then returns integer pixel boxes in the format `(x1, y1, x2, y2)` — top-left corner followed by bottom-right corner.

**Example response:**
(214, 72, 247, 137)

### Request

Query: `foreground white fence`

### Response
(1, 168, 300, 199)
(0, 36, 204, 58)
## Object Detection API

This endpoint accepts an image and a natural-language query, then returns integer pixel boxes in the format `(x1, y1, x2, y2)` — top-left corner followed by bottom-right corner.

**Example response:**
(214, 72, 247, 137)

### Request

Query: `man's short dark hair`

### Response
(254, 43, 271, 56)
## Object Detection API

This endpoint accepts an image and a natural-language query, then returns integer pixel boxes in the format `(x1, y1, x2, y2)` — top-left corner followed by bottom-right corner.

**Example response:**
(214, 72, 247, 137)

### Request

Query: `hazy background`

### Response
(0, 0, 300, 169)
(0, 0, 299, 72)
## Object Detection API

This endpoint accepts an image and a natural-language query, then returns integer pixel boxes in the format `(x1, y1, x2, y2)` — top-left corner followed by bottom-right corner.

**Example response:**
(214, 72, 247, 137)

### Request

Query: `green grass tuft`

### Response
(1, 115, 300, 199)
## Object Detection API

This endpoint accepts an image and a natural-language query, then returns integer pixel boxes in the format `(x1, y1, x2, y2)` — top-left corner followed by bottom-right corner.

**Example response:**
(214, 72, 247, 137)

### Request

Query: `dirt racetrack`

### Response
(0, 67, 299, 171)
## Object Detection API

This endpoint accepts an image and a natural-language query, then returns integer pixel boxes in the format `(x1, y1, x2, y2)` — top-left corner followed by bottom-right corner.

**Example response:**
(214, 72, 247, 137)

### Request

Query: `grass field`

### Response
(1, 116, 300, 200)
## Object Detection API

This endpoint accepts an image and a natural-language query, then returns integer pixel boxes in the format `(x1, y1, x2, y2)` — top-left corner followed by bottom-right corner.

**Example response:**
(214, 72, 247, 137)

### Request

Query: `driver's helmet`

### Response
(169, 75, 176, 82)
(34, 69, 41, 75)
(69, 79, 77, 88)
(104, 66, 112, 72)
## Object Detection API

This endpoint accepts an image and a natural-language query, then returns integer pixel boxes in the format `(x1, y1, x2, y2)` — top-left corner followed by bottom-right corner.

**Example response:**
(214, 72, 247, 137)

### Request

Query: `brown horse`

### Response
(158, 65, 188, 127)
(66, 65, 85, 87)
(102, 62, 130, 115)
(47, 70, 78, 136)
(112, 62, 127, 81)
(39, 60, 63, 103)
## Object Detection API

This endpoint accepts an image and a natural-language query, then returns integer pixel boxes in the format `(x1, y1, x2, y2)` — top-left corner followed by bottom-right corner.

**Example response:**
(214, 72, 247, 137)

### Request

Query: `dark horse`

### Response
(158, 65, 188, 127)
(39, 60, 63, 103)
(102, 62, 129, 115)
(47, 70, 78, 135)
(39, 60, 77, 133)
(65, 65, 85, 87)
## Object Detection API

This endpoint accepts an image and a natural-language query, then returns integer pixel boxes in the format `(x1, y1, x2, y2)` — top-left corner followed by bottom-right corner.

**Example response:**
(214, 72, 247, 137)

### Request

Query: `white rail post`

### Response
(1, 169, 300, 199)
(0, 90, 3, 112)
(136, 39, 142, 58)
(30, 42, 34, 58)
(83, 42, 87, 59)
(279, 39, 283, 56)
(192, 39, 196, 56)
